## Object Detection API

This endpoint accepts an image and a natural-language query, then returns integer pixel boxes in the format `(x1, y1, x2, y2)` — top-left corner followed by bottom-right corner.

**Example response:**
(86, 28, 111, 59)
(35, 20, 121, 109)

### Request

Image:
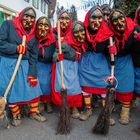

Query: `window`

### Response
(32, 0, 39, 9)
(41, 0, 46, 14)
(24, 0, 29, 2)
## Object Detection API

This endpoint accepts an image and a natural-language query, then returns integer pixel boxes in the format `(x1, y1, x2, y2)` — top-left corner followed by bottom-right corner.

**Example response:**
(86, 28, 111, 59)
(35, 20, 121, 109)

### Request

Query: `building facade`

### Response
(0, 0, 50, 26)
(47, 0, 56, 27)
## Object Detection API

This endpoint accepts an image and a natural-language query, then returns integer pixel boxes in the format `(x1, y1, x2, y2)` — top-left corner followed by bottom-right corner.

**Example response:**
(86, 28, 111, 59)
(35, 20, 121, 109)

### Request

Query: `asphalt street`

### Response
(0, 99, 140, 140)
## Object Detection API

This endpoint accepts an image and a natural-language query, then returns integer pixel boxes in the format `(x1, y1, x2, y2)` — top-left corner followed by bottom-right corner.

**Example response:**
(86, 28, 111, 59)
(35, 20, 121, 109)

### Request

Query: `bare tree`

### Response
(109, 0, 114, 7)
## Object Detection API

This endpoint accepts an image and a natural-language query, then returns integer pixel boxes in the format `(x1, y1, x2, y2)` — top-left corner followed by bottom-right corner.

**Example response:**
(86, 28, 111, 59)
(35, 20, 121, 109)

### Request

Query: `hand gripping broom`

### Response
(93, 37, 116, 135)
(0, 35, 26, 122)
(56, 21, 71, 135)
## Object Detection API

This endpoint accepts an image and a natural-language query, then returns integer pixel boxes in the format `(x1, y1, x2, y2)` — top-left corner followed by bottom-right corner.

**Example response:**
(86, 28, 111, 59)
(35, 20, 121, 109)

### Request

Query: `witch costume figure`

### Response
(109, 9, 135, 125)
(53, 11, 72, 41)
(0, 7, 46, 126)
(101, 4, 112, 23)
(52, 21, 87, 118)
(36, 16, 56, 113)
(132, 8, 140, 135)
(78, 6, 115, 122)
(131, 6, 140, 107)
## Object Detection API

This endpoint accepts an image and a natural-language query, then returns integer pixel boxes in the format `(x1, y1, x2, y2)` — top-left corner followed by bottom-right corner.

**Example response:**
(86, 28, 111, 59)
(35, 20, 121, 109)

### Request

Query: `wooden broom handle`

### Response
(109, 37, 115, 77)
(4, 35, 26, 98)
(57, 21, 65, 89)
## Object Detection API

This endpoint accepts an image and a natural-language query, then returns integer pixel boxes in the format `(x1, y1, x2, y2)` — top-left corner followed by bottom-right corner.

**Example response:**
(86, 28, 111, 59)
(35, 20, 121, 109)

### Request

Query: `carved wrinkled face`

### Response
(36, 18, 50, 38)
(111, 11, 126, 33)
(73, 23, 85, 43)
(59, 12, 70, 31)
(21, 8, 36, 30)
(89, 9, 103, 31)
(103, 8, 110, 22)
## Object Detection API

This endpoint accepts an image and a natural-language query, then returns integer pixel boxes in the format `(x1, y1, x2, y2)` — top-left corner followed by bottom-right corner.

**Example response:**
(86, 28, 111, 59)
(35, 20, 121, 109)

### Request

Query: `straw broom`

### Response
(56, 21, 71, 135)
(0, 35, 26, 121)
(92, 37, 116, 135)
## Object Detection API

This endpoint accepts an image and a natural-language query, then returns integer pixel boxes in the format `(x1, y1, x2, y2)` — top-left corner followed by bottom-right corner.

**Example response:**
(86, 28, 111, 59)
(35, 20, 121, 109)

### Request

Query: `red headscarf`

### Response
(109, 15, 134, 50)
(54, 11, 72, 38)
(12, 7, 36, 43)
(84, 8, 113, 51)
(134, 6, 140, 27)
(36, 17, 56, 57)
(63, 21, 87, 53)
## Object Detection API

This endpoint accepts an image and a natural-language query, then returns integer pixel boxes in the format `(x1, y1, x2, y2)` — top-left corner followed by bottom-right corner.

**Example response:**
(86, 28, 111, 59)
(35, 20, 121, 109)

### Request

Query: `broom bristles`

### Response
(92, 102, 110, 135)
(0, 97, 7, 120)
(93, 85, 115, 135)
(56, 88, 71, 135)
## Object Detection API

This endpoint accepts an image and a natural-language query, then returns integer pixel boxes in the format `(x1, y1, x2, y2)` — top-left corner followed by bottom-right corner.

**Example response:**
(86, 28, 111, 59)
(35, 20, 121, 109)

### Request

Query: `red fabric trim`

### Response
(116, 92, 133, 102)
(40, 95, 51, 103)
(51, 63, 82, 107)
(9, 97, 40, 105)
(82, 86, 107, 94)
(12, 7, 36, 42)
